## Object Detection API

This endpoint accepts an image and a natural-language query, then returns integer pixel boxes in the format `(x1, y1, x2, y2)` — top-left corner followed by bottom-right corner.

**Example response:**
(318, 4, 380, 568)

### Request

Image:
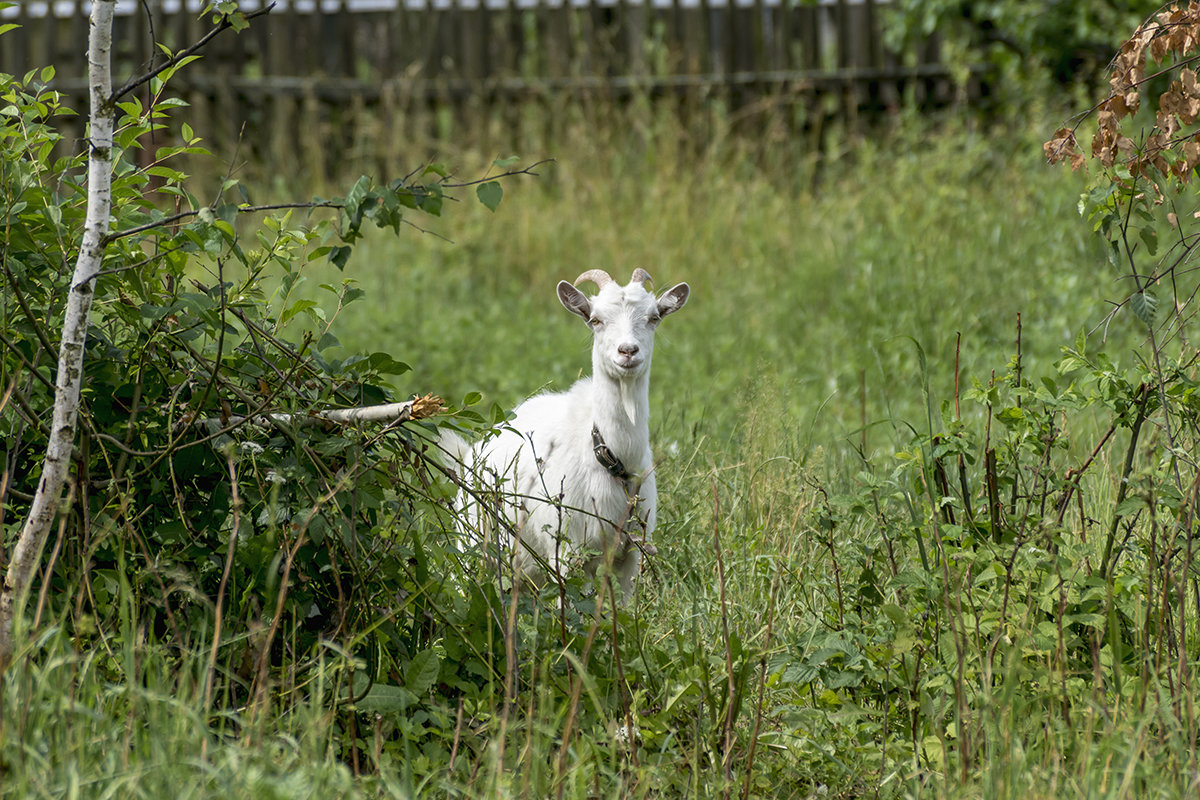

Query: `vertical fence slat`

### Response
(678, 0, 699, 75)
(546, 0, 568, 79)
(12, 0, 965, 178)
(40, 1, 58, 76)
(6, 1, 31, 77)
(624, 0, 646, 78)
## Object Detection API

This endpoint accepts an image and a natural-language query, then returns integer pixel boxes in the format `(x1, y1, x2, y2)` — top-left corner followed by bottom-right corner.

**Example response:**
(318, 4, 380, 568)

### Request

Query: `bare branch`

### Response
(109, 4, 276, 104)
(101, 200, 343, 245)
(441, 159, 554, 188)
(194, 394, 447, 432)
(100, 160, 551, 246)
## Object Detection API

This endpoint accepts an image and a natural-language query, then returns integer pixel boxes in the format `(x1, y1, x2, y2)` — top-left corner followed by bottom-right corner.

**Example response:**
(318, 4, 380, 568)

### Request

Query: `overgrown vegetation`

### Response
(5, 3, 1200, 798)
(886, 0, 1152, 89)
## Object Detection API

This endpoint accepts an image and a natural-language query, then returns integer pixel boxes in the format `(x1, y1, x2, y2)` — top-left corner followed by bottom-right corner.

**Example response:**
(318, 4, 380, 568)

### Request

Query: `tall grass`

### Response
(295, 108, 1120, 457)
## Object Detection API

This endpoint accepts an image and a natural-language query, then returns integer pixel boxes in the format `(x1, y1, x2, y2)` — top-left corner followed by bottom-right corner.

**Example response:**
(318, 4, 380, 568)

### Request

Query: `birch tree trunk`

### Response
(0, 0, 116, 673)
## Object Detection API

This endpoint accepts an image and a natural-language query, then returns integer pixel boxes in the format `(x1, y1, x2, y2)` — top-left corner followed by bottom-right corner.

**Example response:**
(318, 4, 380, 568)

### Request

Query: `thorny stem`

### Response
(1055, 423, 1118, 525)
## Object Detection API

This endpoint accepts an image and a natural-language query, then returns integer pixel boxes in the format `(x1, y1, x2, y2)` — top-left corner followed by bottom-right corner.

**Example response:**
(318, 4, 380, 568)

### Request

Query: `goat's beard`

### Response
(620, 378, 637, 425)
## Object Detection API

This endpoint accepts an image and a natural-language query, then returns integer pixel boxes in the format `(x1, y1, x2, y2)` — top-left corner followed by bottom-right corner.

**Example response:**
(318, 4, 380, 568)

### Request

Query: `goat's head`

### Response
(557, 269, 690, 381)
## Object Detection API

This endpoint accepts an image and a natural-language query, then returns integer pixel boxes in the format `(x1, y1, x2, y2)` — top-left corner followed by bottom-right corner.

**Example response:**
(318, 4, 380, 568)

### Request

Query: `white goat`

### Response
(451, 268, 690, 595)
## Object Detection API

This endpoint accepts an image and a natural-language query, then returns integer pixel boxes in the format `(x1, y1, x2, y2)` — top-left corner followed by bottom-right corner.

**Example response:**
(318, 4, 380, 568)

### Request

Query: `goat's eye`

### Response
(648, 314, 662, 326)
(588, 317, 603, 328)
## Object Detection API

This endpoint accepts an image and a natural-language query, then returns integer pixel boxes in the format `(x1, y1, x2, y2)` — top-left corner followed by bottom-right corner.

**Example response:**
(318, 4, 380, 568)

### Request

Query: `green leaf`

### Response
(214, 203, 238, 225)
(329, 245, 352, 270)
(881, 603, 907, 626)
(356, 683, 416, 714)
(476, 181, 502, 212)
(1114, 496, 1146, 517)
(345, 175, 370, 212)
(365, 352, 410, 375)
(995, 406, 1026, 426)
(280, 298, 317, 325)
(406, 649, 441, 696)
(1130, 291, 1157, 327)
(343, 176, 372, 234)
(145, 165, 187, 182)
(492, 155, 521, 169)
(418, 184, 443, 216)
(154, 521, 189, 544)
(1138, 223, 1158, 256)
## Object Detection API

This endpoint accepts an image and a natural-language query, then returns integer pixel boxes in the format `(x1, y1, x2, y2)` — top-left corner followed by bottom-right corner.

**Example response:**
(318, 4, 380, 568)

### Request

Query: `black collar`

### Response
(591, 424, 633, 483)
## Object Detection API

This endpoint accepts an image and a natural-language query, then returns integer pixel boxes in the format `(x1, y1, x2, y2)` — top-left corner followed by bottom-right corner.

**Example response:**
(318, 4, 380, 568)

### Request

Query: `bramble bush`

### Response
(0, 10, 553, 773)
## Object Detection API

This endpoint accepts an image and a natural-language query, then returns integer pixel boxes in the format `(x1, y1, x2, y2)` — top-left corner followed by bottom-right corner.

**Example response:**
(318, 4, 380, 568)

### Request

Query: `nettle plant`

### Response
(753, 8, 1200, 780)
(792, 338, 1199, 782)
(0, 11, 538, 718)
(796, 4, 1200, 780)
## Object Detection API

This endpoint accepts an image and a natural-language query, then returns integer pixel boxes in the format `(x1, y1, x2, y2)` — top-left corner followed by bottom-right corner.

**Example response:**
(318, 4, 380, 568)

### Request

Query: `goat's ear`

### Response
(557, 280, 592, 321)
(657, 282, 690, 317)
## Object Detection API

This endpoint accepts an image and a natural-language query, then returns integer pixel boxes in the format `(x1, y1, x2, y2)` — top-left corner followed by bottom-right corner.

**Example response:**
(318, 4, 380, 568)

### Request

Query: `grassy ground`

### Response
(6, 104, 1198, 798)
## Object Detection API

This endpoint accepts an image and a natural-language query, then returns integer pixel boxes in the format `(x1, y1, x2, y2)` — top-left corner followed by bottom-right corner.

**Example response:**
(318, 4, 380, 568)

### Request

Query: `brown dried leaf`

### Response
(410, 393, 447, 420)
(1065, 4, 1200, 179)
(1179, 138, 1200, 181)
(1152, 151, 1171, 177)
(1044, 128, 1085, 170)
(1092, 131, 1116, 167)
(1151, 31, 1174, 62)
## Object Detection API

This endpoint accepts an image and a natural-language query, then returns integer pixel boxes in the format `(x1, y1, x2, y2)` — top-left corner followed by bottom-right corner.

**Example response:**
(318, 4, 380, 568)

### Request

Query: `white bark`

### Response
(196, 395, 446, 433)
(0, 0, 116, 672)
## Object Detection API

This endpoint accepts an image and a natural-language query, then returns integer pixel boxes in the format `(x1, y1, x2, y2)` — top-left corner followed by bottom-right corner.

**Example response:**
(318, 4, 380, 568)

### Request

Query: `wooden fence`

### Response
(2, 0, 964, 175)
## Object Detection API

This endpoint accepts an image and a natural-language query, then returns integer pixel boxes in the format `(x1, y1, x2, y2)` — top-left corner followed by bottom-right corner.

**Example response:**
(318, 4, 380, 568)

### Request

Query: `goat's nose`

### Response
(618, 343, 639, 356)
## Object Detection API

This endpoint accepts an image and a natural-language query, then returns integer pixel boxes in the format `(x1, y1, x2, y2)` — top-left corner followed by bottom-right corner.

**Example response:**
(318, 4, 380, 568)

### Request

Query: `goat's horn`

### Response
(573, 269, 614, 289)
(630, 268, 653, 287)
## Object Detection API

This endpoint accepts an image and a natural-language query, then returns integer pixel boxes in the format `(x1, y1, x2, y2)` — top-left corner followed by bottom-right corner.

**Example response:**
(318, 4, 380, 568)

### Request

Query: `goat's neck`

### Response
(590, 371, 651, 466)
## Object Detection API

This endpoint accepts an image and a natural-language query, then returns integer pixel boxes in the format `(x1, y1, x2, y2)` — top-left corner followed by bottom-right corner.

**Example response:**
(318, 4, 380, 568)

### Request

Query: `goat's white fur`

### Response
(451, 269, 690, 595)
